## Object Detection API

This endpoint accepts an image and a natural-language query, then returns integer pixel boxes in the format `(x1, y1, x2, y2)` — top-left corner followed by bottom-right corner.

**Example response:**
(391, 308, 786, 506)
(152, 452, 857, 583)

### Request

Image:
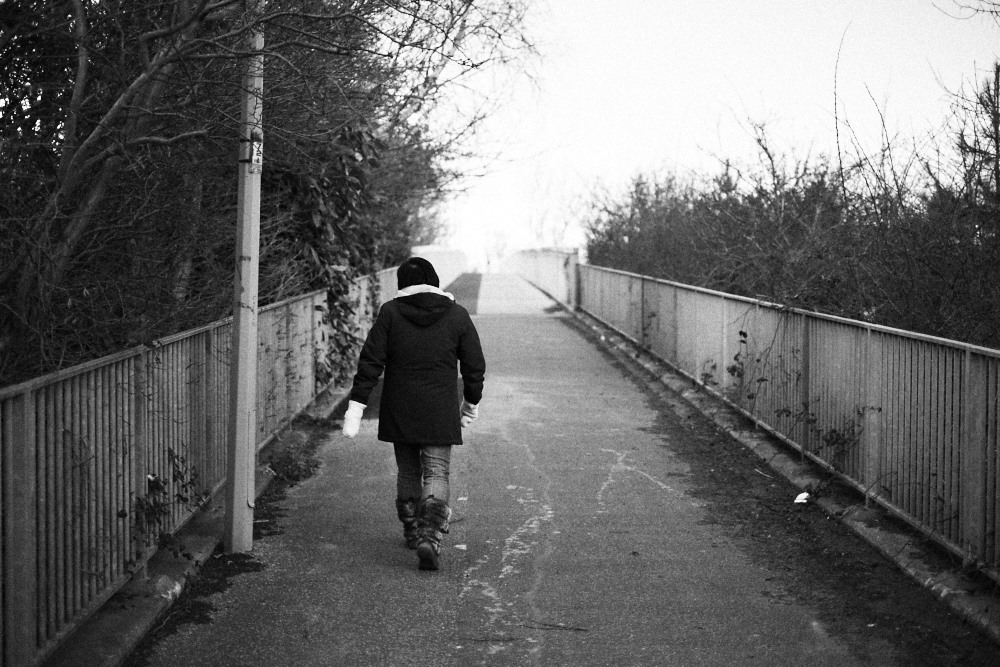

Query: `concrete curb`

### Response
(41, 387, 354, 667)
(561, 307, 1000, 647)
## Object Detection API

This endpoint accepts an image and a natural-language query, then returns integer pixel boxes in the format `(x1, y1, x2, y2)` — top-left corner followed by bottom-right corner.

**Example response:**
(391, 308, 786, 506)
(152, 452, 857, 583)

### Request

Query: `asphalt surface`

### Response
(48, 273, 1000, 666)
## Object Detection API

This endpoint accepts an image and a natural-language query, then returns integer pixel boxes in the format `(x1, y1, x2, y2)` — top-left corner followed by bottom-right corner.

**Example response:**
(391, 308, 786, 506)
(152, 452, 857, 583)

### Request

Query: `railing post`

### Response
(639, 275, 646, 348)
(800, 313, 812, 456)
(961, 348, 988, 561)
(861, 328, 882, 506)
(5, 390, 38, 666)
(670, 285, 678, 364)
(719, 296, 728, 391)
(574, 251, 580, 310)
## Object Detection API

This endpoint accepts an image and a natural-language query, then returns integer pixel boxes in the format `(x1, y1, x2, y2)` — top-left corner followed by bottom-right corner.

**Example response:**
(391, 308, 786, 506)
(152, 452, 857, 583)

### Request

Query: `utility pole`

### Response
(225, 14, 264, 553)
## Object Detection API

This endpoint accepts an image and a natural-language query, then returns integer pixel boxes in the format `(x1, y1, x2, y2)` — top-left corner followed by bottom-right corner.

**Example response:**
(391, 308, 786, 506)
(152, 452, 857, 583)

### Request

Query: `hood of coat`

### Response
(395, 285, 455, 327)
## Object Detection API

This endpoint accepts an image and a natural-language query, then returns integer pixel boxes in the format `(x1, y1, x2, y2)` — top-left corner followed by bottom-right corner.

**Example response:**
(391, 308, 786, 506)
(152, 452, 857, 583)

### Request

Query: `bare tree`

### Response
(0, 0, 534, 383)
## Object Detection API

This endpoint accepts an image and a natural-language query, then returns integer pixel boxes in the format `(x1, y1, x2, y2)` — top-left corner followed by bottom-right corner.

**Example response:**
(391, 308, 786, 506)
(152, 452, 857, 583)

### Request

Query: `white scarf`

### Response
(395, 284, 455, 301)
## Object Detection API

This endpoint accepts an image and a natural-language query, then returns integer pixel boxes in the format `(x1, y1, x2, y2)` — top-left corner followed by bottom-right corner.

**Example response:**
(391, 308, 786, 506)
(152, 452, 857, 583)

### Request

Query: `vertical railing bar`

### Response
(207, 330, 217, 490)
(947, 350, 958, 542)
(71, 375, 82, 617)
(165, 345, 174, 521)
(204, 333, 215, 490)
(94, 369, 105, 601)
(281, 304, 290, 425)
(862, 327, 874, 505)
(113, 358, 123, 578)
(949, 348, 959, 540)
(671, 285, 678, 365)
(914, 342, 924, 524)
(897, 338, 906, 510)
(191, 336, 203, 506)
(287, 302, 295, 419)
(720, 296, 728, 394)
(932, 345, 942, 531)
(956, 350, 966, 546)
(801, 313, 811, 456)
(49, 385, 59, 638)
(41, 386, 54, 640)
(639, 275, 646, 349)
(132, 351, 147, 573)
(922, 344, 933, 527)
(165, 344, 175, 526)
(84, 370, 96, 604)
(906, 341, 917, 520)
(909, 340, 920, 520)
(97, 366, 108, 596)
(890, 338, 900, 507)
(113, 361, 125, 581)
(63, 377, 75, 622)
(203, 328, 218, 490)
(5, 389, 38, 666)
(981, 359, 1000, 566)
(71, 373, 82, 617)
(167, 344, 177, 532)
(309, 294, 318, 403)
(935, 348, 945, 536)
(884, 334, 895, 503)
(955, 348, 968, 553)
(56, 381, 68, 630)
(933, 345, 943, 531)
(1, 398, 5, 655)
(71, 375, 80, 614)
(898, 339, 908, 514)
(172, 343, 183, 526)
(286, 303, 295, 415)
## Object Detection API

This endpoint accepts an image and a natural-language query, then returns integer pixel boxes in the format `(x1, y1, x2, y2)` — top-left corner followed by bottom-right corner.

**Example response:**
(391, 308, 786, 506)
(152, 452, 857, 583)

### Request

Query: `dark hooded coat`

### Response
(349, 292, 485, 445)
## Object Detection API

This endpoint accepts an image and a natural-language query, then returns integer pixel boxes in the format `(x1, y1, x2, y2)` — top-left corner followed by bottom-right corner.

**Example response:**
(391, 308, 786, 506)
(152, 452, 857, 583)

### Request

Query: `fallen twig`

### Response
(519, 619, 588, 632)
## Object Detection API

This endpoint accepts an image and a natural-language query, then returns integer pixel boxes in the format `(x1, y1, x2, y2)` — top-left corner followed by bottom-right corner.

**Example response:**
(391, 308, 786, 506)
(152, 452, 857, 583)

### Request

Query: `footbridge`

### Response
(6, 251, 1000, 665)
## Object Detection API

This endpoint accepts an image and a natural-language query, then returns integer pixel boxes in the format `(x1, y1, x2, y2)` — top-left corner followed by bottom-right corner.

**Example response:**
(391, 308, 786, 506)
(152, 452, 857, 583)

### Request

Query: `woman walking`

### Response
(342, 257, 486, 571)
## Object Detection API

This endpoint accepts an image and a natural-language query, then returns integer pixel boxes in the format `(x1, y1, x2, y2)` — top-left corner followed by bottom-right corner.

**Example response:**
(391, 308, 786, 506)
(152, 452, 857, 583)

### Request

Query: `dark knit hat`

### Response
(397, 257, 440, 290)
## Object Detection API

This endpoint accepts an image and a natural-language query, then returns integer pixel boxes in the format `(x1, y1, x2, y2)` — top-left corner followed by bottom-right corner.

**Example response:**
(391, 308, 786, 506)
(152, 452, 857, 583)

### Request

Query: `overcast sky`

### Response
(439, 1, 1000, 269)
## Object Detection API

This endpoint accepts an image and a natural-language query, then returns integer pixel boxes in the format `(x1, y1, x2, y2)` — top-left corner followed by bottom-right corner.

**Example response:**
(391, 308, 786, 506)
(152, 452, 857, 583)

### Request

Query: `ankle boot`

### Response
(416, 496, 451, 571)
(395, 498, 419, 549)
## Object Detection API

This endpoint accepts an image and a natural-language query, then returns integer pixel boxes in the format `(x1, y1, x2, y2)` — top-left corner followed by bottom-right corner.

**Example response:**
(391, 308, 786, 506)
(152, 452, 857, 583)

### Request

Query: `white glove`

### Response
(460, 400, 479, 428)
(343, 400, 365, 438)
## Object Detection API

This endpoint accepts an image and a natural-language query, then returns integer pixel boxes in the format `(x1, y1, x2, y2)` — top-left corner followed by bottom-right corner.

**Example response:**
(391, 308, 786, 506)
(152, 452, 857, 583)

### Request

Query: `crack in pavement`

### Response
(596, 447, 687, 514)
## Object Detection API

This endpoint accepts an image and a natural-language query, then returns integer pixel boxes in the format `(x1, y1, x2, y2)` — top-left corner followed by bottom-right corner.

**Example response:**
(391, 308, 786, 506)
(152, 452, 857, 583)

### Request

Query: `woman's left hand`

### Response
(461, 400, 479, 427)
(343, 401, 365, 437)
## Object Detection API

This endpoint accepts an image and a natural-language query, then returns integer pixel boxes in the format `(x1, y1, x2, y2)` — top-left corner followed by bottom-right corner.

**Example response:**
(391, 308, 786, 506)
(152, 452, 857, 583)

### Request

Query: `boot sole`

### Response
(416, 543, 439, 570)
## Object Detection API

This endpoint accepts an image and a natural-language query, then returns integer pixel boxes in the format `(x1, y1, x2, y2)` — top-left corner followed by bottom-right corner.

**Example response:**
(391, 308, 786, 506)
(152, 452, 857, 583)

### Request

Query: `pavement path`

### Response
(127, 273, 988, 666)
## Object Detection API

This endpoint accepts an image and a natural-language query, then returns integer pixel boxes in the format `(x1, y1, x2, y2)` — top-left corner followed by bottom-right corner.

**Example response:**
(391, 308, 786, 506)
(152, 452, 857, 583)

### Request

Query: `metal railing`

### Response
(0, 268, 395, 666)
(508, 247, 579, 310)
(517, 250, 1000, 578)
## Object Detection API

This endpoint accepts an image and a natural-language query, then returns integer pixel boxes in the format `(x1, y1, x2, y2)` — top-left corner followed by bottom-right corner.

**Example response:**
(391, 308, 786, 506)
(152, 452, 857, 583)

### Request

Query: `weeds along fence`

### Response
(0, 268, 396, 666)
(516, 250, 1000, 578)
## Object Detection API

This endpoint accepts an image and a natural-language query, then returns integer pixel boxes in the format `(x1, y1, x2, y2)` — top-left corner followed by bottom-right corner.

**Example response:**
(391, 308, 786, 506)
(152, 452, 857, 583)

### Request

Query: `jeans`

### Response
(393, 443, 452, 503)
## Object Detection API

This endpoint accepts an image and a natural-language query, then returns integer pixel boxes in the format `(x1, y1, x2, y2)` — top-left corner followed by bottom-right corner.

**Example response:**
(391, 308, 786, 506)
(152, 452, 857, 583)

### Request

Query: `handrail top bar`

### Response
(0, 288, 332, 399)
(581, 263, 1000, 358)
(259, 288, 326, 314)
(0, 347, 145, 397)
